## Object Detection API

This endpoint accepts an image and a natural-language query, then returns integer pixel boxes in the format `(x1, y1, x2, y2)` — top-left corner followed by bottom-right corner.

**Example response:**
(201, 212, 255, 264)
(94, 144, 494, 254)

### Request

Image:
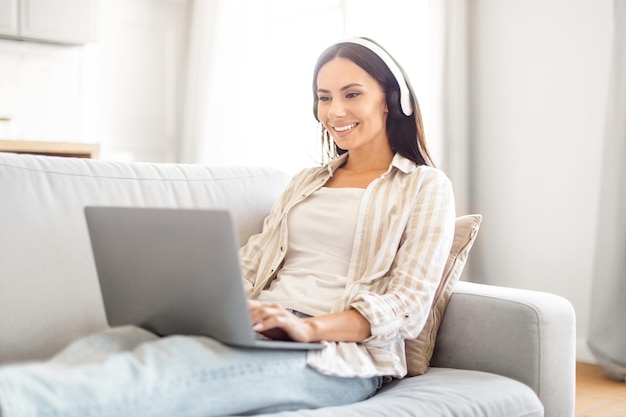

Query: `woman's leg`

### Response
(50, 326, 159, 365)
(0, 329, 381, 417)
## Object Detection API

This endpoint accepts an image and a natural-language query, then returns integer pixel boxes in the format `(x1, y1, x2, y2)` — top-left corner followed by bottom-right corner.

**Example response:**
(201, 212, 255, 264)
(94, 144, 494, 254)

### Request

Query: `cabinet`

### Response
(0, 140, 100, 158)
(0, 0, 18, 36)
(0, 0, 96, 44)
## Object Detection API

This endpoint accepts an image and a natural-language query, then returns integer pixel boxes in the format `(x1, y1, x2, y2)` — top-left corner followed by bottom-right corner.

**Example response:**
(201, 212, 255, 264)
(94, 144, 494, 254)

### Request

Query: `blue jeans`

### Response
(0, 326, 382, 417)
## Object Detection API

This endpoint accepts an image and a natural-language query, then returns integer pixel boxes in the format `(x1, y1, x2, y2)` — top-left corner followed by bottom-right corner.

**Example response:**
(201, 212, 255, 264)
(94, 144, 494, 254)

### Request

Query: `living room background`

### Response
(0, 0, 615, 364)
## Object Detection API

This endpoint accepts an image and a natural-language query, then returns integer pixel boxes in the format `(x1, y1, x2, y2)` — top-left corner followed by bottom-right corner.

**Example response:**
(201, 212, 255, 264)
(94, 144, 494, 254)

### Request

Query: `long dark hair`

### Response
(312, 38, 434, 167)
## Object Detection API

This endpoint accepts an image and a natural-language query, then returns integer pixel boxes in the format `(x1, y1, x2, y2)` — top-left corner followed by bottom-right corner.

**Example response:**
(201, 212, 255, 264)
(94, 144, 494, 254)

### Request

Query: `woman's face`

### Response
(316, 57, 389, 155)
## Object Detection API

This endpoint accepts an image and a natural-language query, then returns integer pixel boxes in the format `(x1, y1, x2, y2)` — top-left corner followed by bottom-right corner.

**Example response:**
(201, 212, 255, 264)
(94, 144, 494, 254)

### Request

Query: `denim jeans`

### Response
(0, 326, 382, 417)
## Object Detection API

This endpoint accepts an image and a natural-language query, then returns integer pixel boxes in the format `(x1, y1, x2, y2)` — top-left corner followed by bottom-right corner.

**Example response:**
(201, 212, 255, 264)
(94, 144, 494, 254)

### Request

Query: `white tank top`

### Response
(257, 186, 364, 316)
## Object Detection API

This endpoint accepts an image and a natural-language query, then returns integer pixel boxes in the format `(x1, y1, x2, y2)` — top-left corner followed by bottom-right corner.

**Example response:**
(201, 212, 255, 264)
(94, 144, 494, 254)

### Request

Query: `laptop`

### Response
(84, 206, 325, 351)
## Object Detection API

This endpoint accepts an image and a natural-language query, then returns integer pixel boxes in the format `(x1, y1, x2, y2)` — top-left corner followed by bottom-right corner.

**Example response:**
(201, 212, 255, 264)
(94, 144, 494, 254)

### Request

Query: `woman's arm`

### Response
(348, 168, 456, 346)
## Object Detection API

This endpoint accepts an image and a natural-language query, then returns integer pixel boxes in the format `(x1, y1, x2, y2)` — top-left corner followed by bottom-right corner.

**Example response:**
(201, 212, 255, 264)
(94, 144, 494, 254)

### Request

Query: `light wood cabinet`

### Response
(0, 0, 96, 44)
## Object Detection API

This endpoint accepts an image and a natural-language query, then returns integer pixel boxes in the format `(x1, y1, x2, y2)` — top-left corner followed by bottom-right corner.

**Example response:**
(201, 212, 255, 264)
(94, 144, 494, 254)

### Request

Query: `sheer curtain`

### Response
(179, 0, 221, 163)
(588, 0, 626, 380)
(179, 0, 444, 176)
(181, 0, 341, 172)
(429, 0, 470, 215)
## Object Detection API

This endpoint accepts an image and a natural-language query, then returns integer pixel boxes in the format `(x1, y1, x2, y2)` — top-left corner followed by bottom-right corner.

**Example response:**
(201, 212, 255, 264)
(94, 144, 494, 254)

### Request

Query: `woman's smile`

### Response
(332, 122, 359, 135)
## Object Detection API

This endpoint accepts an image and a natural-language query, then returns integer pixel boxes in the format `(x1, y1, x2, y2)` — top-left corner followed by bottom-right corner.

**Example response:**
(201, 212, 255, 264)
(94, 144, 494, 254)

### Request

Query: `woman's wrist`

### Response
(302, 317, 321, 343)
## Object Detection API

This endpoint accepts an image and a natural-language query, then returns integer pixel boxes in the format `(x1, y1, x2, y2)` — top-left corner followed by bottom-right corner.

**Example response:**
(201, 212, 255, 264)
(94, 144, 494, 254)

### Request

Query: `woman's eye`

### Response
(318, 96, 331, 102)
(346, 92, 360, 99)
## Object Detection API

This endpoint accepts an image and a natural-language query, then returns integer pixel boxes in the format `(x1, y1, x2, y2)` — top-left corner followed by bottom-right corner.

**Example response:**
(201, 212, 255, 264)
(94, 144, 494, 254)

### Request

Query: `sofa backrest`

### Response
(0, 152, 290, 363)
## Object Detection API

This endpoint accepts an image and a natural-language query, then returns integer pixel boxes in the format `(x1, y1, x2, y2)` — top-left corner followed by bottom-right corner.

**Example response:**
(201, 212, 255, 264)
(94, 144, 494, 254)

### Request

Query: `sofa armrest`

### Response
(430, 281, 576, 417)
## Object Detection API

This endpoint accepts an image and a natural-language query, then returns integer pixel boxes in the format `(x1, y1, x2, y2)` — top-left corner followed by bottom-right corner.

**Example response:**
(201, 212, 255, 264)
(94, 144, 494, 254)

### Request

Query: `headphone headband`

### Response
(339, 38, 413, 116)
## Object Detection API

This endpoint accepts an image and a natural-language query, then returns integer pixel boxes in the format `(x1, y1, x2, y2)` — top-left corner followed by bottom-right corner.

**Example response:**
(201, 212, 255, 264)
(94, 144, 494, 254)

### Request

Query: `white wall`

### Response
(0, 39, 95, 141)
(467, 0, 613, 362)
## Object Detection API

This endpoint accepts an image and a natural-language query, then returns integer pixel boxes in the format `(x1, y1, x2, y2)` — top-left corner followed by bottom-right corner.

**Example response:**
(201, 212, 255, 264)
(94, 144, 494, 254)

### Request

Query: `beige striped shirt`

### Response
(240, 153, 456, 378)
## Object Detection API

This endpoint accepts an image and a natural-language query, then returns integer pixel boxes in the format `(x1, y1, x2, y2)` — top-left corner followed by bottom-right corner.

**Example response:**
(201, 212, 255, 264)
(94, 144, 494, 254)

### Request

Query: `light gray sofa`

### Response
(0, 152, 576, 417)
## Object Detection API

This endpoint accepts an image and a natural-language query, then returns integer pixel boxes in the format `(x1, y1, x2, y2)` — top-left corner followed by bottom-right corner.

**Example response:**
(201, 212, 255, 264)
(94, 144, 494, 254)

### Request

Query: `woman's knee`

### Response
(50, 326, 159, 364)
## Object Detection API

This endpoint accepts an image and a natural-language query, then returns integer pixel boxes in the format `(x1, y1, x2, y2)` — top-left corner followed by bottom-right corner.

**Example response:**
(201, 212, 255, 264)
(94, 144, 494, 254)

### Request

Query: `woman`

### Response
(0, 38, 455, 417)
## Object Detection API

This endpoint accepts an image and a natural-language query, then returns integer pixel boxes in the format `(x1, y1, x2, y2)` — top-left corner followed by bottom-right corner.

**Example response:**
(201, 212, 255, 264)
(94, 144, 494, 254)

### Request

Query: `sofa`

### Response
(0, 151, 576, 417)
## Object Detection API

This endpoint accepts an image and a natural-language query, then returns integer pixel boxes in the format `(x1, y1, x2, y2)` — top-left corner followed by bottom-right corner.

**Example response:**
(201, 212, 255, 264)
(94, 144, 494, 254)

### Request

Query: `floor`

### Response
(576, 362, 626, 417)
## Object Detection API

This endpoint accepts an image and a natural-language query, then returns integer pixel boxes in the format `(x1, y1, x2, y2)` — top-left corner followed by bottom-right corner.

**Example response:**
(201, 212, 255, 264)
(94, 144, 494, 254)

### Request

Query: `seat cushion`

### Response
(248, 368, 543, 417)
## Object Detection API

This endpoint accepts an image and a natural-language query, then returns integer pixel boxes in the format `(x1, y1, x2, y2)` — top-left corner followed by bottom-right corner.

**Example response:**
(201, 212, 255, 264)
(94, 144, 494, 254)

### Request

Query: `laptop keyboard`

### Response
(254, 332, 273, 341)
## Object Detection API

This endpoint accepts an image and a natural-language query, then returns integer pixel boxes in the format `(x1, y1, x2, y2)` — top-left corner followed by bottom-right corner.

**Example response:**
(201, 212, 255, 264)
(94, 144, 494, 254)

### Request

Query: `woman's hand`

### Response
(248, 300, 315, 343)
(248, 300, 372, 343)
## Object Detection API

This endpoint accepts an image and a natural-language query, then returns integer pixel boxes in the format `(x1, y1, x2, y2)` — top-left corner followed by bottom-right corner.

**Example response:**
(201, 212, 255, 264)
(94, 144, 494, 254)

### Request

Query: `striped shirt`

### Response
(240, 152, 456, 378)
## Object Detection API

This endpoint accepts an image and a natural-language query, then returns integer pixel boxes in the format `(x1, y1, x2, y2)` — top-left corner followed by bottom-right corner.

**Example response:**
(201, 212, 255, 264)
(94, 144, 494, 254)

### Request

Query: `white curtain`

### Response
(588, 0, 626, 380)
(429, 0, 470, 216)
(179, 0, 222, 164)
(428, 1, 474, 283)
(179, 0, 346, 172)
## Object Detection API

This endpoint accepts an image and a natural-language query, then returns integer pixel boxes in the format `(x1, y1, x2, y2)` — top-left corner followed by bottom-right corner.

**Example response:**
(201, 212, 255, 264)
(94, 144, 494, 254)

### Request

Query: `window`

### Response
(198, 0, 431, 174)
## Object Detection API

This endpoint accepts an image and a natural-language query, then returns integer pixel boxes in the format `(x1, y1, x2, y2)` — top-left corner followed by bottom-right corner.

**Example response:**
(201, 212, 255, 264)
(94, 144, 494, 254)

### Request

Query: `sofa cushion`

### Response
(405, 214, 482, 376)
(242, 368, 543, 417)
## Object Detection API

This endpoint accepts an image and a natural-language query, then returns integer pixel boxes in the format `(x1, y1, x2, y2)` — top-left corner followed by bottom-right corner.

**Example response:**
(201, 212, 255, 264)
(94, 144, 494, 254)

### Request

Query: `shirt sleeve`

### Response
(349, 168, 456, 346)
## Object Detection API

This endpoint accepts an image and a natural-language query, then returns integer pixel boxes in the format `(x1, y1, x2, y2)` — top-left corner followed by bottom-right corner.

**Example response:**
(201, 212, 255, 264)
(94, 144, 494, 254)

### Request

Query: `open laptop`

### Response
(84, 206, 325, 351)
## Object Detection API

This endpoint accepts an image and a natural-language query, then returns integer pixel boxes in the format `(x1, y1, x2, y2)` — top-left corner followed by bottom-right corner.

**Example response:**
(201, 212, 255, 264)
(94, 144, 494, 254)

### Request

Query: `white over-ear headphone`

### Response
(339, 38, 413, 117)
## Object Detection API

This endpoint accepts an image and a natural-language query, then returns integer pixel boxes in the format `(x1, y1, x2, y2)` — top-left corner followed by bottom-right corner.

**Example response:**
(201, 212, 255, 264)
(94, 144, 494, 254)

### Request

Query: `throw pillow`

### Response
(405, 214, 482, 376)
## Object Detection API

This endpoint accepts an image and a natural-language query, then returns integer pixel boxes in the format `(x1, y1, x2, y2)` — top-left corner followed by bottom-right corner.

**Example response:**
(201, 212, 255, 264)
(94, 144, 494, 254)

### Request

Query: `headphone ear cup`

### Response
(387, 90, 404, 119)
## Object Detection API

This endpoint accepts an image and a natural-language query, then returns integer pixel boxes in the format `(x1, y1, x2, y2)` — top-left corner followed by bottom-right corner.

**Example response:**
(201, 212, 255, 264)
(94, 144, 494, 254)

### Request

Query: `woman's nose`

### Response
(327, 99, 346, 118)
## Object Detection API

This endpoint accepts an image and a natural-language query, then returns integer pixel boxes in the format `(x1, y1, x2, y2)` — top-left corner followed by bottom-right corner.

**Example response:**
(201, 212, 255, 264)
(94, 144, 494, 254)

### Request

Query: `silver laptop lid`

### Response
(85, 207, 253, 342)
(84, 206, 325, 351)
